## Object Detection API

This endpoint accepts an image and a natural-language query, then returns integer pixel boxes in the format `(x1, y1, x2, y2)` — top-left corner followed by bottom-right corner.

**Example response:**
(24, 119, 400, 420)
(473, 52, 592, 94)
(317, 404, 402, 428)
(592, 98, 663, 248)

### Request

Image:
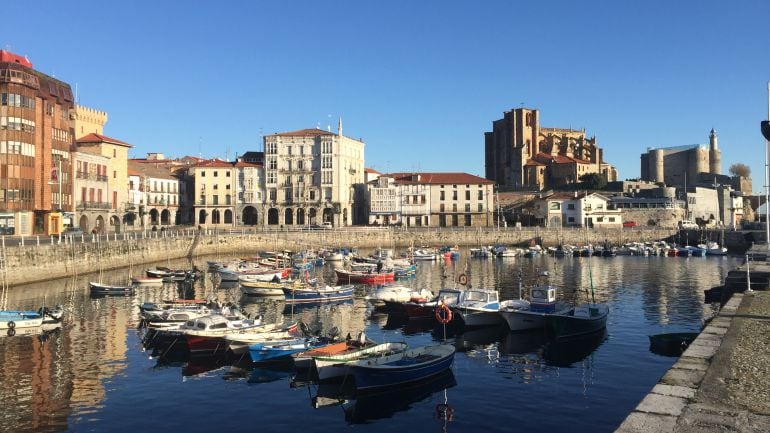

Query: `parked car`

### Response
(63, 227, 84, 236)
(622, 221, 638, 228)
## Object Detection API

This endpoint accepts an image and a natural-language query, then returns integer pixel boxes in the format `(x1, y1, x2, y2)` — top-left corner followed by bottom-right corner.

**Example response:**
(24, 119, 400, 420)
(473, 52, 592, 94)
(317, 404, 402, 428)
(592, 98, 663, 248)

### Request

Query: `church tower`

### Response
(709, 128, 721, 174)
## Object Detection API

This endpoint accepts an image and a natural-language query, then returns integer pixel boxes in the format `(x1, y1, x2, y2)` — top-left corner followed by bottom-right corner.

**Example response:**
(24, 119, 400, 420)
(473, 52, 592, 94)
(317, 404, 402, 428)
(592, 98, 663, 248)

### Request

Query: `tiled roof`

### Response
(545, 192, 588, 200)
(269, 128, 336, 137)
(365, 167, 381, 174)
(191, 158, 234, 168)
(76, 133, 133, 148)
(524, 159, 547, 167)
(234, 161, 261, 168)
(386, 172, 494, 185)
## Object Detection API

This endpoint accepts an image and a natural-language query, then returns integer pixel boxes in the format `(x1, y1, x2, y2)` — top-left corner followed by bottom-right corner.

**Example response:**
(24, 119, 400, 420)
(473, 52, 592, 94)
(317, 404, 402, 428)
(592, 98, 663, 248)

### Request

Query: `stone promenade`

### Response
(615, 286, 770, 432)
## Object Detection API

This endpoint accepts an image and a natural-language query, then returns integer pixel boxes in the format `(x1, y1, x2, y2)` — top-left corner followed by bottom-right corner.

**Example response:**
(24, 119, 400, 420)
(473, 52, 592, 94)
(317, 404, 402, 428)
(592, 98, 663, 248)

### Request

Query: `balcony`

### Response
(77, 201, 112, 210)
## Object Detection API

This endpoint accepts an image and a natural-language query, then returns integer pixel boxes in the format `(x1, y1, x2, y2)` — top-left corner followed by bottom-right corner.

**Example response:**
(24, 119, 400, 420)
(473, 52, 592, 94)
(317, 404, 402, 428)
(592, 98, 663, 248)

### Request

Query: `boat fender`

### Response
(7, 321, 15, 329)
(7, 328, 15, 337)
(435, 303, 452, 324)
(457, 273, 468, 286)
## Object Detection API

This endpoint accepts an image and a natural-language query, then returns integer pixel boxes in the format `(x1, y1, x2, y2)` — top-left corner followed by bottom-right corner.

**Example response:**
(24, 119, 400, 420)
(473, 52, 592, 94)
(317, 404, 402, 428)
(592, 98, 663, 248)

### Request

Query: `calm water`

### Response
(0, 251, 737, 433)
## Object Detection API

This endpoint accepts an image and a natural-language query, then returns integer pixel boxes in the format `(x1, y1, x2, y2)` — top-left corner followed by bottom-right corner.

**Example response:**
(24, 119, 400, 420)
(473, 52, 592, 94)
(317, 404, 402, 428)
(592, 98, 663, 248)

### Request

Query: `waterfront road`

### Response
(616, 288, 770, 432)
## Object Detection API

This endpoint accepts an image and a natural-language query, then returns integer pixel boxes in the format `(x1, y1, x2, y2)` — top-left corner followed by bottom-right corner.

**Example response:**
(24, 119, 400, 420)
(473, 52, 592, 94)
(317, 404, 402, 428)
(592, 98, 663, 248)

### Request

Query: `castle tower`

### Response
(709, 128, 721, 174)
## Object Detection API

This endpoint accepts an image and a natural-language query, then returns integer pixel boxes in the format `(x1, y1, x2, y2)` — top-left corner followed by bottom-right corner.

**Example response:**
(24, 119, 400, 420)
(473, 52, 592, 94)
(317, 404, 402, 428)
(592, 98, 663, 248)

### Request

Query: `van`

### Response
(678, 220, 698, 229)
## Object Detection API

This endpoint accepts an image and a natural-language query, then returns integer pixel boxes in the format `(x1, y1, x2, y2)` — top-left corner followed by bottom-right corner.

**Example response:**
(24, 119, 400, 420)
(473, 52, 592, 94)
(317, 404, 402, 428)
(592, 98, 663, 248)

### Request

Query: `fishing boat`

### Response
(365, 286, 433, 307)
(449, 288, 504, 327)
(499, 283, 571, 331)
(314, 341, 409, 381)
(283, 284, 355, 304)
(240, 279, 311, 296)
(334, 269, 395, 284)
(342, 344, 455, 391)
(545, 303, 609, 338)
(131, 275, 164, 286)
(1, 305, 63, 331)
(293, 332, 375, 370)
(89, 281, 135, 296)
(249, 336, 330, 363)
(400, 288, 464, 319)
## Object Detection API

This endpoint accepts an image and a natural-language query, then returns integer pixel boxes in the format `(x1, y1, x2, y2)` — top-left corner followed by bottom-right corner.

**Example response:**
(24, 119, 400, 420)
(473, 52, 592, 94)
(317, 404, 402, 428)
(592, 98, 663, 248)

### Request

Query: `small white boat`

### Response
(450, 288, 504, 327)
(314, 341, 409, 381)
(499, 285, 571, 331)
(365, 286, 433, 307)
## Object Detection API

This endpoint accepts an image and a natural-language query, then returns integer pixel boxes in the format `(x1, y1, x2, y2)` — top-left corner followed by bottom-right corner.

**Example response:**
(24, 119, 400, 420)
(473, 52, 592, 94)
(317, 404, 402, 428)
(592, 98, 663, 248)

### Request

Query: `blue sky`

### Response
(4, 0, 770, 191)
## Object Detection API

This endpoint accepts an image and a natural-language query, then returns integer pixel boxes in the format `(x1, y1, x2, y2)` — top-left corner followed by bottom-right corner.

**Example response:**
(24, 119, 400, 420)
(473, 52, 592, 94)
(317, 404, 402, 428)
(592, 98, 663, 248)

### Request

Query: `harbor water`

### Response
(0, 251, 738, 433)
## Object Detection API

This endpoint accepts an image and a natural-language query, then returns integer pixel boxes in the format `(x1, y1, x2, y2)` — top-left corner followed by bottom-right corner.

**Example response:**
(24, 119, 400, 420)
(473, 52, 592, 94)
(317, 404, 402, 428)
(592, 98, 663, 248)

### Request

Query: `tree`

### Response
(579, 173, 607, 190)
(729, 163, 751, 178)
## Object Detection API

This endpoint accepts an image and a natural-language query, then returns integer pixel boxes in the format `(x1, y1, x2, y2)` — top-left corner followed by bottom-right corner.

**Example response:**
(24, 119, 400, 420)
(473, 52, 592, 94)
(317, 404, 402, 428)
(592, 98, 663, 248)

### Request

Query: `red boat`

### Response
(335, 269, 394, 284)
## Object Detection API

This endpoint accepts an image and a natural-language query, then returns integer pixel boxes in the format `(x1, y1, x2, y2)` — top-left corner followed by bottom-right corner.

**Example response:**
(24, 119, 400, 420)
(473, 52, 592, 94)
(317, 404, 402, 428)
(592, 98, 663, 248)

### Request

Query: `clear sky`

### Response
(4, 0, 769, 191)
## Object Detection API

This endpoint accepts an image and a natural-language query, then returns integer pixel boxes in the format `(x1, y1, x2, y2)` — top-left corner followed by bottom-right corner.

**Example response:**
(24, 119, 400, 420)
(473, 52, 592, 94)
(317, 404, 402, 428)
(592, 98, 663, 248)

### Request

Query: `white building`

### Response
(234, 160, 264, 226)
(367, 172, 494, 227)
(72, 151, 111, 233)
(191, 159, 237, 227)
(537, 191, 621, 228)
(263, 120, 365, 227)
(127, 160, 181, 228)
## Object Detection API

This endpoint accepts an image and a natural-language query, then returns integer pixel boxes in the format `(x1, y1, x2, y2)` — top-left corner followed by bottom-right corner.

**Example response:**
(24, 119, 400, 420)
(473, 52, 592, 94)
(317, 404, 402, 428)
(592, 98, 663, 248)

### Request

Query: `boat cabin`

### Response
(530, 285, 558, 313)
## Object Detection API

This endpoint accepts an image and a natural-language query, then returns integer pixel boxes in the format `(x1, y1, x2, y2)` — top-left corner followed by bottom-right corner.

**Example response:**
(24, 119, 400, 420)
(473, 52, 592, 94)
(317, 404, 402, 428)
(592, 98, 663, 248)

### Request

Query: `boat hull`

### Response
(545, 304, 609, 338)
(499, 310, 547, 331)
(347, 345, 455, 391)
(451, 308, 504, 327)
(283, 286, 354, 303)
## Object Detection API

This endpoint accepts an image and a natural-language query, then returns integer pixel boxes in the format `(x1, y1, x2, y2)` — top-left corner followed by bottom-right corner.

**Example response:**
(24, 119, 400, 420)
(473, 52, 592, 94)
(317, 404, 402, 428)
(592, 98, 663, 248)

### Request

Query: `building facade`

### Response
(367, 172, 494, 227)
(75, 133, 131, 233)
(72, 151, 111, 233)
(485, 107, 617, 191)
(536, 192, 621, 228)
(127, 160, 181, 228)
(0, 50, 75, 235)
(262, 121, 365, 227)
(234, 160, 264, 227)
(640, 129, 722, 188)
(190, 159, 237, 227)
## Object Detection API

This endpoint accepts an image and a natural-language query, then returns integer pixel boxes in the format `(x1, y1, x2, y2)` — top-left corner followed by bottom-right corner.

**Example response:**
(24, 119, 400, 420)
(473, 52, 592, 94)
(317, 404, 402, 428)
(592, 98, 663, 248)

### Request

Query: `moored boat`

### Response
(89, 282, 135, 296)
(544, 303, 610, 338)
(314, 341, 409, 382)
(343, 344, 455, 391)
(283, 284, 355, 304)
(334, 269, 395, 284)
(450, 288, 503, 327)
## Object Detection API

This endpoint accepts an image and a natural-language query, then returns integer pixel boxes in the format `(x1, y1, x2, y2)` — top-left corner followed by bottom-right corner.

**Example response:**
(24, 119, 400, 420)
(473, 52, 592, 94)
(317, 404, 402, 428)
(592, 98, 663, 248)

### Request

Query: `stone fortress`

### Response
(640, 129, 721, 188)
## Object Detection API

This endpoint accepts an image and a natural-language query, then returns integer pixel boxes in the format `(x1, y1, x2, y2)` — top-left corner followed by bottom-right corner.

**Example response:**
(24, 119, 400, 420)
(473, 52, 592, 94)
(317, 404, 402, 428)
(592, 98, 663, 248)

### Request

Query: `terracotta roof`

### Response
(128, 168, 141, 176)
(127, 160, 178, 180)
(234, 161, 261, 168)
(386, 172, 494, 185)
(269, 128, 337, 137)
(0, 50, 32, 68)
(364, 167, 381, 174)
(191, 158, 234, 168)
(524, 159, 547, 167)
(76, 133, 133, 148)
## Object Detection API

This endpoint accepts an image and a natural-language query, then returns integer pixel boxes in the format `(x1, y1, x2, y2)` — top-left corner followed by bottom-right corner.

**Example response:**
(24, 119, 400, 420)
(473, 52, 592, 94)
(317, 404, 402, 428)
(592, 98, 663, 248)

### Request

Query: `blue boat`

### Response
(344, 344, 455, 391)
(283, 284, 355, 304)
(249, 337, 325, 363)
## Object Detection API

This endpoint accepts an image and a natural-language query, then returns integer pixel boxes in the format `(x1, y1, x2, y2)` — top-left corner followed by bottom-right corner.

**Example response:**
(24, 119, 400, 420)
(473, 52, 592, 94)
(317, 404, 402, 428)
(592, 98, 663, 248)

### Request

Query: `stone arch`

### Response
(308, 208, 317, 225)
(242, 206, 258, 226)
(79, 215, 89, 231)
(149, 209, 159, 226)
(212, 209, 221, 224)
(110, 215, 121, 233)
(95, 215, 105, 233)
(296, 208, 305, 225)
(267, 208, 279, 225)
(160, 209, 171, 225)
(198, 209, 207, 224)
(224, 209, 233, 224)
(322, 208, 333, 223)
(284, 208, 293, 225)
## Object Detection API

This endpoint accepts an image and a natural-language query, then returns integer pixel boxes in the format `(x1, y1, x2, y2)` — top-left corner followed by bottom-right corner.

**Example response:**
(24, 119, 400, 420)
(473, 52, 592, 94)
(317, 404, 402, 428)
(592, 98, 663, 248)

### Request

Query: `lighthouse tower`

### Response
(709, 128, 721, 174)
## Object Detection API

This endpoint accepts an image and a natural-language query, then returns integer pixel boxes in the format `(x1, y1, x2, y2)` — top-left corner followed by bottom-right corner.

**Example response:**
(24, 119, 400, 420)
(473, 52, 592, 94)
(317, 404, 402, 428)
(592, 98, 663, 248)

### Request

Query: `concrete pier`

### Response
(615, 278, 770, 431)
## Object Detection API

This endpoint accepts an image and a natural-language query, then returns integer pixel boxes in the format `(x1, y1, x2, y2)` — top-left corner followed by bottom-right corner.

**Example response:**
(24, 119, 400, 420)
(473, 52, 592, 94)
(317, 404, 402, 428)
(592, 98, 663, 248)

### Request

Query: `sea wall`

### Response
(0, 226, 751, 289)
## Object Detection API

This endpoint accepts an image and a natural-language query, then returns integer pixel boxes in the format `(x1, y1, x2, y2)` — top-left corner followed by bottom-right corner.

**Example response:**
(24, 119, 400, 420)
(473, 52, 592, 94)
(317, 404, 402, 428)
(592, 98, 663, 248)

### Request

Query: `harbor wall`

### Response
(0, 226, 752, 289)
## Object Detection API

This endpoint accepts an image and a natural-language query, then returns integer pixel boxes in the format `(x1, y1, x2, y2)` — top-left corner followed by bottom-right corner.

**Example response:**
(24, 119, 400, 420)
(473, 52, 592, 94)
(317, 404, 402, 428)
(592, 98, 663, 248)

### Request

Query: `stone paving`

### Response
(615, 287, 770, 433)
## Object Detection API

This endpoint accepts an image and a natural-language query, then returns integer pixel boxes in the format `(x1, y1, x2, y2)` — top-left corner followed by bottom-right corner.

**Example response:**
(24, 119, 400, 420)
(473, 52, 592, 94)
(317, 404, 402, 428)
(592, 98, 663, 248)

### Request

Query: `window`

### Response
(440, 191, 445, 201)
(214, 171, 218, 177)
(567, 203, 575, 210)
(113, 170, 116, 179)
(226, 171, 230, 177)
(478, 190, 484, 200)
(309, 190, 316, 200)
(440, 204, 445, 212)
(452, 191, 457, 200)
(201, 171, 206, 177)
(452, 204, 457, 212)
(478, 203, 483, 212)
(465, 204, 470, 212)
(465, 190, 470, 200)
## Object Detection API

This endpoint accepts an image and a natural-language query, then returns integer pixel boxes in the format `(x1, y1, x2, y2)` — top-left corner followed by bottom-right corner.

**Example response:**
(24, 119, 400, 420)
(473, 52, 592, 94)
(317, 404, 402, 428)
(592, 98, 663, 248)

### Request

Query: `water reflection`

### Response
(311, 369, 458, 426)
(0, 251, 740, 433)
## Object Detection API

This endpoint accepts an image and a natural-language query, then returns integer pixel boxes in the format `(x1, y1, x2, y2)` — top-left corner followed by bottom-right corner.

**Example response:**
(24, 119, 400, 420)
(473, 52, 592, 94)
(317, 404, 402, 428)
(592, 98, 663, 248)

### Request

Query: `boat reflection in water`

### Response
(312, 369, 457, 425)
(541, 328, 607, 367)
